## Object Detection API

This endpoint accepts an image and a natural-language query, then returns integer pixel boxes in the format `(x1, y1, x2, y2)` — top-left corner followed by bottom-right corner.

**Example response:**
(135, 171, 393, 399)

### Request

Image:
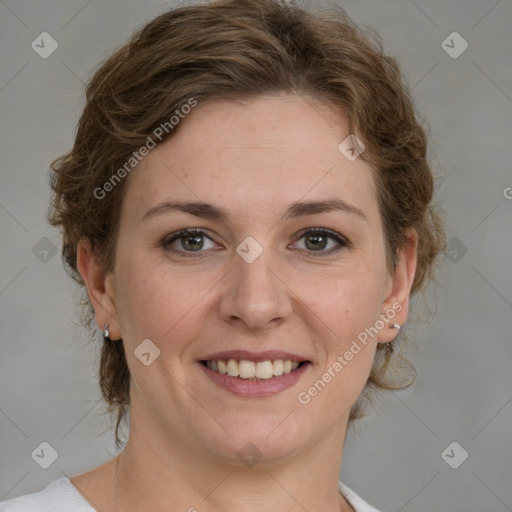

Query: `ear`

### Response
(377, 227, 418, 343)
(76, 238, 121, 340)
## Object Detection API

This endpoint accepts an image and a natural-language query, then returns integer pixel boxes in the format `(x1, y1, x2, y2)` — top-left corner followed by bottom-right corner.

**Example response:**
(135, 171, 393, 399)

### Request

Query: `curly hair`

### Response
(47, 0, 446, 448)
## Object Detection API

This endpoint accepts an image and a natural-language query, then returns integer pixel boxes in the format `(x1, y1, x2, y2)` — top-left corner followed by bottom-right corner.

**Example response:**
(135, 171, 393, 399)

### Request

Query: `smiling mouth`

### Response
(200, 359, 308, 380)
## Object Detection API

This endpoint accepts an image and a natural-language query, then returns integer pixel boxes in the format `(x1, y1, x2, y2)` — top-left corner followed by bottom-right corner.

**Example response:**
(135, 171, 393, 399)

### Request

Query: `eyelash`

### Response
(162, 227, 350, 258)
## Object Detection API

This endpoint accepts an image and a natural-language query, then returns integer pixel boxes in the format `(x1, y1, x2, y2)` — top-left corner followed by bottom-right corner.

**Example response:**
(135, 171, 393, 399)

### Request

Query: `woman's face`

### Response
(89, 94, 415, 465)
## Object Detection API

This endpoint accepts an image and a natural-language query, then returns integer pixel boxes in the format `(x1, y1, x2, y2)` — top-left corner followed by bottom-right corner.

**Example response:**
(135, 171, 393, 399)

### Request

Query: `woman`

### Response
(0, 0, 445, 510)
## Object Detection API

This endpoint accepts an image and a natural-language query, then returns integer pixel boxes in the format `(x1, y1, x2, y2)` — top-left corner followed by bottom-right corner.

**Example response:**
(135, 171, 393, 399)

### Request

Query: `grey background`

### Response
(1, 0, 511, 511)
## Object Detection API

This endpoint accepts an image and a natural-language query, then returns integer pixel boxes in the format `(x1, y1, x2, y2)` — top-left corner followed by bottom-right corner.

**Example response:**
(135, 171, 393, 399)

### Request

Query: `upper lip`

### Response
(200, 350, 309, 363)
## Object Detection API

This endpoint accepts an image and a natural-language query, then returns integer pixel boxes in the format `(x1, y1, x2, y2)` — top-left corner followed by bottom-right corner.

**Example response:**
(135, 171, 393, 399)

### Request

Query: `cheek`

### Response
(112, 254, 166, 339)
(298, 274, 381, 411)
(113, 254, 212, 346)
(300, 264, 385, 337)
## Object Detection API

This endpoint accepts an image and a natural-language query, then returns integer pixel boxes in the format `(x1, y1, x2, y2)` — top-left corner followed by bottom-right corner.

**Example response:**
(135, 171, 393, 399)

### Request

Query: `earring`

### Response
(386, 323, 401, 355)
(103, 323, 110, 340)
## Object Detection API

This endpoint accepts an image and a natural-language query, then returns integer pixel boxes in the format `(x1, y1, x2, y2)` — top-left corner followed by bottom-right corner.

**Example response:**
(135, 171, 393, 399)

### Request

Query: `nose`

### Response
(218, 243, 293, 331)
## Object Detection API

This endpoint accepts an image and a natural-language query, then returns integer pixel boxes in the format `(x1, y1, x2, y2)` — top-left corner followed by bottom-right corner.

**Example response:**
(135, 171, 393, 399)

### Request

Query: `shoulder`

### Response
(0, 477, 95, 512)
(338, 480, 382, 512)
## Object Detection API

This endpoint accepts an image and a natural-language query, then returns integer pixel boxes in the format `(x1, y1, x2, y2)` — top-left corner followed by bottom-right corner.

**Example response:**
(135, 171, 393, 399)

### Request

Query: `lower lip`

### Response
(198, 362, 311, 398)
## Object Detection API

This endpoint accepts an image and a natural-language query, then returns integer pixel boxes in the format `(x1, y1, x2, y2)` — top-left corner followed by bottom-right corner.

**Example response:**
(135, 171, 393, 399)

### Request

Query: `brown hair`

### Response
(47, 0, 446, 448)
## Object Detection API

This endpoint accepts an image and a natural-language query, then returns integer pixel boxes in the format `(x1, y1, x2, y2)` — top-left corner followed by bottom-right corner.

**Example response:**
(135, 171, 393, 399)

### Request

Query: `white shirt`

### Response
(0, 477, 381, 511)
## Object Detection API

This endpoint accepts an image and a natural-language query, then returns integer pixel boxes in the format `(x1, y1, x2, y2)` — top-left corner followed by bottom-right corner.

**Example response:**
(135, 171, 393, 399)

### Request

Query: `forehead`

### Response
(121, 94, 379, 225)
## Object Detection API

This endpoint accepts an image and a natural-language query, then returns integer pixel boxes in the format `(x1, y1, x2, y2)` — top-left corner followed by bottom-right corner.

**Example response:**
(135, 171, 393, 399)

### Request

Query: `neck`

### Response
(109, 412, 354, 512)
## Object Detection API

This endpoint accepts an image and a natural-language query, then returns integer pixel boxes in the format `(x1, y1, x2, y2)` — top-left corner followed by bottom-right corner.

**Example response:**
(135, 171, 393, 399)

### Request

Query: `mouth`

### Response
(197, 350, 311, 398)
(199, 359, 307, 380)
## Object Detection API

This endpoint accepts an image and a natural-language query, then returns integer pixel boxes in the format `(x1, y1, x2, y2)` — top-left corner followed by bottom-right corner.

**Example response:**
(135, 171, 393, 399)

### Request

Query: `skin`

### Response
(74, 93, 418, 512)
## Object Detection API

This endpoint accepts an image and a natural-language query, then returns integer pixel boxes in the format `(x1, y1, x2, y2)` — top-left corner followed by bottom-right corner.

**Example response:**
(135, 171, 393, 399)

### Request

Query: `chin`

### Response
(198, 415, 308, 468)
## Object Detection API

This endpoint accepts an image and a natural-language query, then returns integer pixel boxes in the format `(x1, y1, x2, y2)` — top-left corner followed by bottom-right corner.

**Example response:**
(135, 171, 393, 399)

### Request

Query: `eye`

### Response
(162, 227, 350, 258)
(162, 228, 218, 256)
(291, 228, 350, 256)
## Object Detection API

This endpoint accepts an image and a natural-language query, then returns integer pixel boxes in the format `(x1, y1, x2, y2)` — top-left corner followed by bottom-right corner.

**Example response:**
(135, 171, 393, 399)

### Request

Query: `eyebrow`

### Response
(141, 198, 367, 223)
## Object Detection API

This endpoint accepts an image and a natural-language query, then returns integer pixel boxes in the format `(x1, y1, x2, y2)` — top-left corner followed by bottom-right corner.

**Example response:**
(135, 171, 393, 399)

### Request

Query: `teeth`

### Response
(218, 360, 227, 374)
(226, 359, 239, 377)
(255, 361, 273, 379)
(273, 360, 284, 376)
(205, 359, 303, 379)
(239, 360, 256, 378)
